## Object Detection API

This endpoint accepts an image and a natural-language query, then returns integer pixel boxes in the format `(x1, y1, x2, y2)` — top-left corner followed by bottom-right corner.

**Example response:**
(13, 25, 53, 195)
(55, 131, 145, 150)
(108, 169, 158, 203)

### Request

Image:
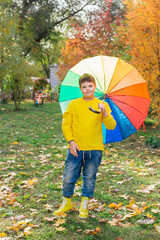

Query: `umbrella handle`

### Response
(89, 106, 101, 114)
(89, 100, 104, 114)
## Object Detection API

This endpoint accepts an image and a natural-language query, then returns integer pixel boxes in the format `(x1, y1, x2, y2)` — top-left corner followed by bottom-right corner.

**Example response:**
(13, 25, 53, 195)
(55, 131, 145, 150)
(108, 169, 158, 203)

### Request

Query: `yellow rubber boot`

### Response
(79, 196, 89, 218)
(54, 197, 72, 216)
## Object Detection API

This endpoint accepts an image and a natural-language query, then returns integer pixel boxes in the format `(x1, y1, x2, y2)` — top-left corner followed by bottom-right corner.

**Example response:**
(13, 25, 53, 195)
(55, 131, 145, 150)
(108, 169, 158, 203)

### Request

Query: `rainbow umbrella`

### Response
(59, 56, 150, 143)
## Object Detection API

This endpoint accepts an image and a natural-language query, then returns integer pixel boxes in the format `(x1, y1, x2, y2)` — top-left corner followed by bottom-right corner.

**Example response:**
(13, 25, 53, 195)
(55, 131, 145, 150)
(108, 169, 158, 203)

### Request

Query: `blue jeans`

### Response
(62, 150, 102, 198)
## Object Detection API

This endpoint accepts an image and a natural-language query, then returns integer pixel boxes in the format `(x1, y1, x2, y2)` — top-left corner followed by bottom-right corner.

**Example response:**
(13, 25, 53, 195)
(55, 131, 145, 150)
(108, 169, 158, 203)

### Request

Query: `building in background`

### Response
(50, 64, 59, 91)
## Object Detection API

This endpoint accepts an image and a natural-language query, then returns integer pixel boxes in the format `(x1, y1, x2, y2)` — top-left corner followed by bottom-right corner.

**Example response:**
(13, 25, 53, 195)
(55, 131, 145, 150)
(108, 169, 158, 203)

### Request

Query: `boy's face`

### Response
(80, 81, 96, 100)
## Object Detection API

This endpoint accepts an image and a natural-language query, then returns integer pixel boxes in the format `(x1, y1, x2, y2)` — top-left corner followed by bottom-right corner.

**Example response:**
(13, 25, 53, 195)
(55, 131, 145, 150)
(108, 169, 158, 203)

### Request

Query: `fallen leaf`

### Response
(121, 214, 133, 221)
(125, 198, 135, 209)
(137, 218, 155, 225)
(99, 219, 108, 223)
(44, 217, 57, 222)
(20, 178, 38, 189)
(154, 224, 160, 233)
(0, 232, 7, 237)
(9, 219, 33, 232)
(136, 184, 156, 194)
(44, 204, 52, 211)
(151, 209, 160, 213)
(119, 194, 130, 199)
(54, 218, 66, 227)
(105, 150, 110, 155)
(55, 226, 66, 231)
(108, 219, 120, 226)
(132, 207, 142, 216)
(84, 227, 101, 235)
(14, 215, 27, 220)
(108, 202, 122, 209)
(24, 227, 32, 236)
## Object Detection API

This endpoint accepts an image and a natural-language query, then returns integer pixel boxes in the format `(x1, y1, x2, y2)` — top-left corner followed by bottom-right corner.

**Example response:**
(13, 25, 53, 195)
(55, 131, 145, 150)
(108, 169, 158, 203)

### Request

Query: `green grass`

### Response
(0, 101, 159, 240)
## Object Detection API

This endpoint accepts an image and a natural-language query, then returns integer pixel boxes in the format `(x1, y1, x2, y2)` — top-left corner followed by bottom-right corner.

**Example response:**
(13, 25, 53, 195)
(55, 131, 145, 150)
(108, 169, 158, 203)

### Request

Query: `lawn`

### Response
(0, 101, 160, 240)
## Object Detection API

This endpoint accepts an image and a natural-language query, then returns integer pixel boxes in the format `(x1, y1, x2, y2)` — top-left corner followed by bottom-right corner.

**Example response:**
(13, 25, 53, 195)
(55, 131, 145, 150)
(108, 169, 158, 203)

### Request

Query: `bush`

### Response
(144, 118, 157, 126)
(145, 136, 160, 148)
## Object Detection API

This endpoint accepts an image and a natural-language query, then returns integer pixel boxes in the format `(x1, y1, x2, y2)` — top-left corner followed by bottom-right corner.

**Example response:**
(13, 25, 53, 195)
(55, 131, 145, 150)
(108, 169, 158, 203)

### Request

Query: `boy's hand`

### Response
(69, 141, 80, 157)
(98, 103, 108, 117)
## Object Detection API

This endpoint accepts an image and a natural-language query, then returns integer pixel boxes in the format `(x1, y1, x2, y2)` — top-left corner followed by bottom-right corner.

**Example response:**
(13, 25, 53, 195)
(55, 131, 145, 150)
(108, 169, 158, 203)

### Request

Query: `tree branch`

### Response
(54, 1, 91, 26)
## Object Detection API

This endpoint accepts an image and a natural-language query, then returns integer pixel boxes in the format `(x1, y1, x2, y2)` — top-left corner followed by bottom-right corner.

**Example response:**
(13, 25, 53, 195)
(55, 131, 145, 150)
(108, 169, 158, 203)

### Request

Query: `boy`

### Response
(54, 73, 116, 218)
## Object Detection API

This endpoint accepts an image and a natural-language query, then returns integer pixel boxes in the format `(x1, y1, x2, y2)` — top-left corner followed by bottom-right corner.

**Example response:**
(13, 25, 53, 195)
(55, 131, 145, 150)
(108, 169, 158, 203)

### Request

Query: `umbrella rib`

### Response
(108, 98, 137, 140)
(100, 55, 106, 92)
(83, 59, 104, 93)
(107, 59, 134, 93)
(110, 95, 149, 117)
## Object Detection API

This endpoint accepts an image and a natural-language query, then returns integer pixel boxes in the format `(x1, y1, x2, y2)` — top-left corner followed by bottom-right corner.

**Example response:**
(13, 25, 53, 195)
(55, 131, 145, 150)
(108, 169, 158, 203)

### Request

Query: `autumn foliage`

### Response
(58, 0, 160, 119)
(118, 0, 160, 119)
(57, 0, 124, 81)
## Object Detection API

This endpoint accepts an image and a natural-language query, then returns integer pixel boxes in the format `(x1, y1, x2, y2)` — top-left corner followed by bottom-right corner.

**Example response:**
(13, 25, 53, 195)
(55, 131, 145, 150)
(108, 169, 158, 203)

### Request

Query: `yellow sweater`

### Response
(62, 97, 116, 151)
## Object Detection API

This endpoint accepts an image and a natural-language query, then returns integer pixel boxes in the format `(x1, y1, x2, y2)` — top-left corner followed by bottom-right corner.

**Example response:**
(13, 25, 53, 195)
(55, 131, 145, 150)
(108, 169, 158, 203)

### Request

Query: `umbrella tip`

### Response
(104, 94, 109, 99)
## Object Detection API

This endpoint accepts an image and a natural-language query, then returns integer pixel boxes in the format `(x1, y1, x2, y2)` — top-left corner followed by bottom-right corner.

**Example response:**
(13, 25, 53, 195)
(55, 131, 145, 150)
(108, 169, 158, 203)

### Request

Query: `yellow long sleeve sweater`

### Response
(62, 97, 116, 151)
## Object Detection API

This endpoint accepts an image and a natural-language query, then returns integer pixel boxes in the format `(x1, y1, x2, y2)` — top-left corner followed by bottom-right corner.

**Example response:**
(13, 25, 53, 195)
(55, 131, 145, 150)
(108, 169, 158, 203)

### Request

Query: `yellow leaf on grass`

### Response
(21, 178, 38, 188)
(10, 219, 33, 232)
(24, 227, 32, 236)
(143, 205, 150, 211)
(84, 227, 101, 235)
(20, 172, 28, 175)
(105, 150, 110, 155)
(28, 180, 34, 186)
(54, 218, 66, 227)
(147, 212, 153, 218)
(55, 226, 66, 231)
(28, 178, 38, 185)
(132, 208, 142, 216)
(0, 232, 7, 237)
(44, 204, 52, 211)
(125, 199, 135, 209)
(108, 202, 122, 209)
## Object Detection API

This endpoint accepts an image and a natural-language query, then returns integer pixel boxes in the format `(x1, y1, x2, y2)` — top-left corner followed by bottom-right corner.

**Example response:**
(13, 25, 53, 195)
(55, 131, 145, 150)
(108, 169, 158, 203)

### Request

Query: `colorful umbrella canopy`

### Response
(59, 56, 150, 143)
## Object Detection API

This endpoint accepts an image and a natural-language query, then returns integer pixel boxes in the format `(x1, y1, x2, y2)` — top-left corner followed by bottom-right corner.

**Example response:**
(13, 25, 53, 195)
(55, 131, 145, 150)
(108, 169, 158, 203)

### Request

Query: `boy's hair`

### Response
(79, 73, 96, 87)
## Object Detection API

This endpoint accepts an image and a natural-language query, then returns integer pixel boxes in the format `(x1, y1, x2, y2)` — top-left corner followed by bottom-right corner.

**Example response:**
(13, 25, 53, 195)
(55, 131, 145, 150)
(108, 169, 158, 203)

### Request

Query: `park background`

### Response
(0, 0, 160, 239)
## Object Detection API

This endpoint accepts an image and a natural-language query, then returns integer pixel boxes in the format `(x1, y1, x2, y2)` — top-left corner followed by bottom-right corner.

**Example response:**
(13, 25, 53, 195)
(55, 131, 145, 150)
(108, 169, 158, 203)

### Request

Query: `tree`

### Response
(0, 0, 18, 86)
(9, 0, 97, 76)
(118, 0, 160, 119)
(57, 0, 126, 81)
(0, 0, 38, 110)
(4, 62, 34, 110)
(31, 33, 65, 78)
